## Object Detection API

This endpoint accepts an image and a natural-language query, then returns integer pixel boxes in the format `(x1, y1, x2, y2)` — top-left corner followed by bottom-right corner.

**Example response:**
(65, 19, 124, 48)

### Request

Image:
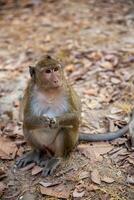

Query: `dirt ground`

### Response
(0, 0, 134, 199)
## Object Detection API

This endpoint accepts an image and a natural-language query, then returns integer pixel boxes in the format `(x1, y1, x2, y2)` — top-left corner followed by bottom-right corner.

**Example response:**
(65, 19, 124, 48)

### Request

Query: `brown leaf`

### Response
(40, 183, 73, 199)
(73, 189, 85, 198)
(40, 181, 61, 187)
(0, 182, 6, 196)
(101, 176, 115, 184)
(0, 167, 6, 180)
(88, 51, 103, 61)
(127, 157, 134, 165)
(31, 165, 43, 175)
(111, 137, 128, 145)
(87, 184, 99, 191)
(100, 61, 113, 69)
(78, 171, 90, 180)
(0, 136, 18, 159)
(77, 143, 113, 163)
(91, 169, 101, 185)
(20, 163, 35, 171)
(83, 88, 98, 96)
(104, 54, 118, 67)
(110, 77, 121, 84)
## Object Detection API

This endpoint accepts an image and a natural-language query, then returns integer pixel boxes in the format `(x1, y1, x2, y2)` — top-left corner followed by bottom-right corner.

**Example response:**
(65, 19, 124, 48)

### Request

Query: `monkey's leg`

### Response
(41, 130, 64, 176)
(16, 150, 42, 168)
(42, 128, 77, 176)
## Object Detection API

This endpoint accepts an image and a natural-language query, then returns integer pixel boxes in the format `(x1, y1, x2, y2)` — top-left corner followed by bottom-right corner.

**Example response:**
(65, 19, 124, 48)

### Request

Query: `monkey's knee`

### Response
(55, 131, 76, 157)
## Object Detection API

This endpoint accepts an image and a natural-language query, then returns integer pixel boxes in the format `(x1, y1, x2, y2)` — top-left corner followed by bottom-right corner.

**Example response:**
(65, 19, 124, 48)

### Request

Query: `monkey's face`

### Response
(38, 66, 63, 89)
(29, 56, 64, 90)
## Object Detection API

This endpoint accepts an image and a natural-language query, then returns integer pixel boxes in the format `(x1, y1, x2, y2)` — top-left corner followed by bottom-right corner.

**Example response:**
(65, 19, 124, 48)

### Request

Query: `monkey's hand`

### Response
(42, 115, 52, 127)
(49, 117, 59, 129)
(43, 115, 59, 128)
(49, 117, 73, 129)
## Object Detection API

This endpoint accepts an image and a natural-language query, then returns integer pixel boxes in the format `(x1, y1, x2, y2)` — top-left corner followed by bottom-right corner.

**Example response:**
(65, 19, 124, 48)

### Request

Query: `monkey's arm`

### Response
(55, 112, 80, 127)
(24, 115, 51, 130)
(79, 124, 129, 141)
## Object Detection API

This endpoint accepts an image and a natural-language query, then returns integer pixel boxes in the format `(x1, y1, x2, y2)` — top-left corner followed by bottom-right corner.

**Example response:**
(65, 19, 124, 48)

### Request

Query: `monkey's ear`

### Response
(29, 66, 35, 78)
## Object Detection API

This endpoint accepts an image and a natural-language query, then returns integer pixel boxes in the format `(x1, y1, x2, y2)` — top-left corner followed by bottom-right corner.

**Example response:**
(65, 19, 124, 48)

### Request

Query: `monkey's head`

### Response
(29, 55, 64, 90)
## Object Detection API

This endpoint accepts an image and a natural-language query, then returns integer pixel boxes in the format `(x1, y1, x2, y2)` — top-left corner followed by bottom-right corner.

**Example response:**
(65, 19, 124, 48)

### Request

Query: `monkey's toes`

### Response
(16, 154, 34, 168)
(16, 157, 28, 168)
(42, 158, 60, 176)
(42, 168, 51, 177)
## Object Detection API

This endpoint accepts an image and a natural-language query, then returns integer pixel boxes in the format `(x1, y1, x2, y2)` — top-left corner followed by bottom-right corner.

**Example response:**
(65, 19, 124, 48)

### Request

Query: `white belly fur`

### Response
(30, 88, 69, 148)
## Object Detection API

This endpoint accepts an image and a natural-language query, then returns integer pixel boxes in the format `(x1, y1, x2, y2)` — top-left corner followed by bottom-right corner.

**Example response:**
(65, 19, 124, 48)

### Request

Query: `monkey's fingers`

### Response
(49, 118, 58, 128)
(43, 115, 51, 126)
(42, 158, 61, 176)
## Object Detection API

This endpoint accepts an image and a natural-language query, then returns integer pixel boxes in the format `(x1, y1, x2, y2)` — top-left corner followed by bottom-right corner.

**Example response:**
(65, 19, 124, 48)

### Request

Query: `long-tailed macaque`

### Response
(16, 55, 132, 176)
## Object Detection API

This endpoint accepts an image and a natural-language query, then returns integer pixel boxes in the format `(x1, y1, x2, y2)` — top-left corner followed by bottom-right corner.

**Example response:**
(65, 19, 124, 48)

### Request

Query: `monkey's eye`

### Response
(54, 67, 59, 72)
(45, 69, 51, 73)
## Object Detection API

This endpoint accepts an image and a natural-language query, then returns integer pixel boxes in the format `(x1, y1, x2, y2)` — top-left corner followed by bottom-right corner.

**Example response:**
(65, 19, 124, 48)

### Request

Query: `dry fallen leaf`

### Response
(110, 77, 121, 84)
(40, 183, 73, 199)
(31, 165, 43, 175)
(78, 171, 90, 180)
(39, 181, 61, 187)
(91, 169, 101, 185)
(87, 184, 99, 191)
(100, 61, 113, 69)
(77, 143, 113, 163)
(73, 188, 85, 198)
(104, 54, 118, 67)
(0, 182, 6, 196)
(0, 136, 18, 159)
(83, 88, 98, 96)
(88, 51, 103, 61)
(0, 167, 6, 180)
(101, 176, 115, 184)
(127, 157, 134, 165)
(20, 163, 35, 171)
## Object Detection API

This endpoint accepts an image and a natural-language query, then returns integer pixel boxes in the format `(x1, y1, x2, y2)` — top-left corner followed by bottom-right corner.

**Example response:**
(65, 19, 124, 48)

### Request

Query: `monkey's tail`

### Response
(79, 124, 129, 142)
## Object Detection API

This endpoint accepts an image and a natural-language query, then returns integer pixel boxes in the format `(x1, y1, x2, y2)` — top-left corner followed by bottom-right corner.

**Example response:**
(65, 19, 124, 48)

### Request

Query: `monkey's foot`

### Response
(16, 151, 41, 168)
(42, 158, 61, 176)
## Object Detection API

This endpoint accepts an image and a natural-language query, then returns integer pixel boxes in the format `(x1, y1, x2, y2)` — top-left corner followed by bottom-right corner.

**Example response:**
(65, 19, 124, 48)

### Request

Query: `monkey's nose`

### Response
(54, 80, 58, 84)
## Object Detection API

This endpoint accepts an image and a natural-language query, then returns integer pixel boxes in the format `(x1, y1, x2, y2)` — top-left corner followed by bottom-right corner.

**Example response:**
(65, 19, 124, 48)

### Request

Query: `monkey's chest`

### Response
(32, 92, 69, 117)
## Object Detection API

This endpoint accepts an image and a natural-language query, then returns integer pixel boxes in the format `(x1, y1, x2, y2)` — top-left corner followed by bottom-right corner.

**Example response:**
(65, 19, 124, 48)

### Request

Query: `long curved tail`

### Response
(79, 125, 129, 142)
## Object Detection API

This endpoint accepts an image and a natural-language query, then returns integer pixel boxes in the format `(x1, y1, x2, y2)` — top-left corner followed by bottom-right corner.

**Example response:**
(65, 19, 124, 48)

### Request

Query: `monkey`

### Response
(16, 55, 133, 176)
(16, 55, 81, 176)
